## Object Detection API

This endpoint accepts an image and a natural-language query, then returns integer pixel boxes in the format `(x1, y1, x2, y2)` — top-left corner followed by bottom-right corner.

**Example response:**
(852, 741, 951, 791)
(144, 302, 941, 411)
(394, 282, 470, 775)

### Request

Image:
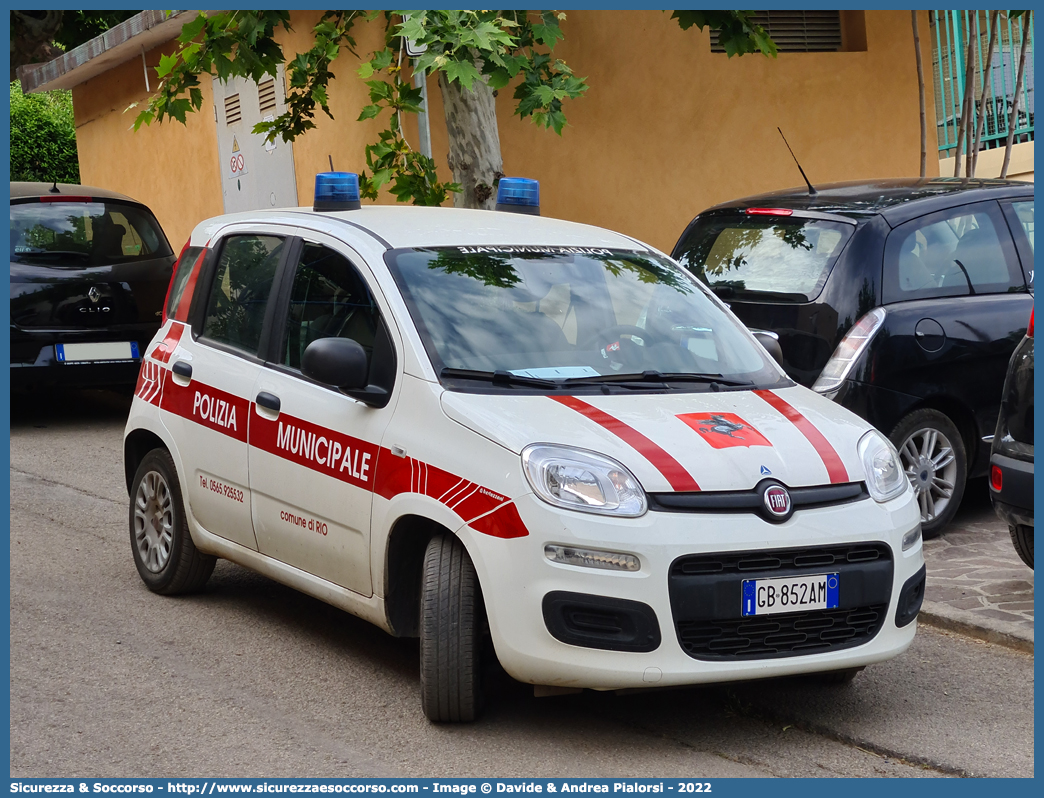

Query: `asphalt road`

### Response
(9, 389, 1034, 778)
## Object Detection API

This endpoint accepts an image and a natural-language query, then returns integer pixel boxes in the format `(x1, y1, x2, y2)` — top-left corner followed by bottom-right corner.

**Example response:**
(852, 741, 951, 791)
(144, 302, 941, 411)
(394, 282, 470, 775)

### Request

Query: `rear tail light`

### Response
(745, 207, 794, 216)
(812, 307, 887, 396)
(990, 465, 1003, 492)
(1028, 307, 1034, 338)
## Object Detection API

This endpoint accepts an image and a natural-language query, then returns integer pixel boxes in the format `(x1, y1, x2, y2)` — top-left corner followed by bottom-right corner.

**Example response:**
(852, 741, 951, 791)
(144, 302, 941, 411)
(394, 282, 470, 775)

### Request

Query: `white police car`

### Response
(124, 174, 925, 722)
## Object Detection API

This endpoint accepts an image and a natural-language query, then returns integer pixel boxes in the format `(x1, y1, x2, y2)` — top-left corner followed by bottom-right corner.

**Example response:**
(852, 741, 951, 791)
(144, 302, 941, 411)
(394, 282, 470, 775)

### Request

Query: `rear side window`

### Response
(1011, 200, 1034, 253)
(10, 200, 172, 265)
(884, 203, 1024, 303)
(673, 215, 853, 302)
(201, 235, 284, 354)
(165, 246, 207, 322)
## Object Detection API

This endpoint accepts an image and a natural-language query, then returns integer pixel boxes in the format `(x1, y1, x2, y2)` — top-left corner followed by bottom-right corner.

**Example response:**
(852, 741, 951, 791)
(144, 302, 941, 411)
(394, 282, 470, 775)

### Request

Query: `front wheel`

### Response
(890, 409, 967, 539)
(129, 449, 216, 594)
(419, 534, 485, 722)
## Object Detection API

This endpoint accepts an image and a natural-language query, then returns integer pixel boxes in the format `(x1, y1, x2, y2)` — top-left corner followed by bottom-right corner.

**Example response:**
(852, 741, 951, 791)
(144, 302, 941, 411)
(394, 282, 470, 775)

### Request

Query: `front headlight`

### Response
(522, 444, 647, 517)
(857, 430, 907, 502)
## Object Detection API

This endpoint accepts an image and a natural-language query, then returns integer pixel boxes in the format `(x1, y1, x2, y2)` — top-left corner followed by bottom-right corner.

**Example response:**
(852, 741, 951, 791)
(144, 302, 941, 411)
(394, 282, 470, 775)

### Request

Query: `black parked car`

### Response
(990, 306, 1033, 568)
(10, 182, 175, 391)
(672, 179, 1034, 537)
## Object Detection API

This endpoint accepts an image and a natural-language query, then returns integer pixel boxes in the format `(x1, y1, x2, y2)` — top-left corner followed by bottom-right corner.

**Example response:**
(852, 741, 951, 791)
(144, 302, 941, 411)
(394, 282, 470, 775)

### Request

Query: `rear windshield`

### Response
(10, 200, 172, 266)
(673, 214, 853, 302)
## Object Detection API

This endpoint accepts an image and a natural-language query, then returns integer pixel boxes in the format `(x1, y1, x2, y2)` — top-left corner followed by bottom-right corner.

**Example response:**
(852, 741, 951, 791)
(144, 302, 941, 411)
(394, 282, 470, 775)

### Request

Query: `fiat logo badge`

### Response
(763, 484, 792, 518)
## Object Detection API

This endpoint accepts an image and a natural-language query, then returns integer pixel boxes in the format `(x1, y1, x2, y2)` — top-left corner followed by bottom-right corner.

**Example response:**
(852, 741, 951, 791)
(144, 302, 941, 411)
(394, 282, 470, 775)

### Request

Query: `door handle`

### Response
(172, 361, 192, 379)
(256, 391, 281, 413)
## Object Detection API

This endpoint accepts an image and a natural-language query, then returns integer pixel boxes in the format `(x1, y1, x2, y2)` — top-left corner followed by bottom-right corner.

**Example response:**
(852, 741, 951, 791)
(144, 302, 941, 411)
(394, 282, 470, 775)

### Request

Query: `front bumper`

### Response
(461, 485, 923, 689)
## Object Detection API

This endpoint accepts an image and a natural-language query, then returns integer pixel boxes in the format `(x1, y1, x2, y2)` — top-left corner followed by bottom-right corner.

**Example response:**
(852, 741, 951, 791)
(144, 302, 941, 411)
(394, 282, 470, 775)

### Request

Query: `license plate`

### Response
(741, 573, 839, 616)
(55, 341, 139, 364)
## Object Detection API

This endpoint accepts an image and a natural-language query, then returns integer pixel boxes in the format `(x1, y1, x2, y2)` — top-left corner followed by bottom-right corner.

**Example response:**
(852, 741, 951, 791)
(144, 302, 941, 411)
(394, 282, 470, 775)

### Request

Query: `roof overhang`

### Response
(17, 10, 197, 94)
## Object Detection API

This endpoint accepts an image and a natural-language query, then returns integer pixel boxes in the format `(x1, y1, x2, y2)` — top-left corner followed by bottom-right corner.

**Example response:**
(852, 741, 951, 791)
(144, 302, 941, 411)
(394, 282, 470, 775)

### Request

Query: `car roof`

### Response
(701, 178, 1034, 226)
(10, 182, 144, 204)
(195, 205, 651, 251)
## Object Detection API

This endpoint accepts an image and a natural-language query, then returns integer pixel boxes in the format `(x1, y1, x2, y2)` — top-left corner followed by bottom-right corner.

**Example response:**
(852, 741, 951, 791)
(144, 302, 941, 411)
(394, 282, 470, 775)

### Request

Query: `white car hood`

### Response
(441, 386, 872, 493)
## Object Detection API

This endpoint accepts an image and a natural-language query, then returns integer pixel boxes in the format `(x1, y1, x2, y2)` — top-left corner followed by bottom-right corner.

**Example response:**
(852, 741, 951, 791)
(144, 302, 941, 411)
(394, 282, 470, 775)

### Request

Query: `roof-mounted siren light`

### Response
(495, 177, 540, 215)
(314, 172, 361, 212)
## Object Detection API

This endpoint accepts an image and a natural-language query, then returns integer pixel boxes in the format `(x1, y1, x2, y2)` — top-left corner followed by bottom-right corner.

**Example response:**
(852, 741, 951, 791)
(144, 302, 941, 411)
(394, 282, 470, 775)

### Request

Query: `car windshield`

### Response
(10, 200, 172, 266)
(673, 215, 854, 302)
(385, 246, 786, 391)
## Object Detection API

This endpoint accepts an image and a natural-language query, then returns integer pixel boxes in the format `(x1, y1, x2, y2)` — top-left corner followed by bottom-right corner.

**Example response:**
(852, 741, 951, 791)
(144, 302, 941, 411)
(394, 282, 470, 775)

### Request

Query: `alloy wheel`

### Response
(898, 426, 957, 526)
(133, 470, 174, 573)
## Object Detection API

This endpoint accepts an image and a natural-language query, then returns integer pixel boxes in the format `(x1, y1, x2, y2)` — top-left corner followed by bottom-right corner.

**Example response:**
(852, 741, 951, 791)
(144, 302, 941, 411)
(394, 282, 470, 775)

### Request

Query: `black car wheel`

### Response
(419, 534, 485, 722)
(129, 449, 216, 594)
(1009, 524, 1034, 569)
(890, 409, 967, 538)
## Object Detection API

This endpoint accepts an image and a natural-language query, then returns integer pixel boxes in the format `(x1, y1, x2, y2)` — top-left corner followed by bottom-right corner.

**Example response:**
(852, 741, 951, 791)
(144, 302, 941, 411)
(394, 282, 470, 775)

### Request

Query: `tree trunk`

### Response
(1001, 12, 1032, 179)
(964, 13, 981, 179)
(912, 11, 927, 178)
(970, 11, 999, 177)
(952, 14, 977, 177)
(438, 72, 504, 210)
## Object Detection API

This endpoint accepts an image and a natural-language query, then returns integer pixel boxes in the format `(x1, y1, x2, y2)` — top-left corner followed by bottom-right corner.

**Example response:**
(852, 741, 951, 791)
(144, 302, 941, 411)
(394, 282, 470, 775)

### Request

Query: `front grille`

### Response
(677, 605, 887, 660)
(671, 542, 889, 578)
(669, 543, 893, 661)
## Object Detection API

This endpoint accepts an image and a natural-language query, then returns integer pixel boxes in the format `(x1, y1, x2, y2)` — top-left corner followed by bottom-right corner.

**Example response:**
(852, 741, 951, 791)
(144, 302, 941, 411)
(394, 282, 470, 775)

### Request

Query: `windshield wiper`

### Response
(440, 367, 560, 389)
(563, 370, 754, 388)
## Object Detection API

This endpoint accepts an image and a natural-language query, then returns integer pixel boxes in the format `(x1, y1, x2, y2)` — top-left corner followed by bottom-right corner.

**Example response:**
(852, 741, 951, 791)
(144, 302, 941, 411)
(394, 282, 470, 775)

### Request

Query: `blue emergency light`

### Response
(314, 172, 361, 212)
(495, 177, 540, 216)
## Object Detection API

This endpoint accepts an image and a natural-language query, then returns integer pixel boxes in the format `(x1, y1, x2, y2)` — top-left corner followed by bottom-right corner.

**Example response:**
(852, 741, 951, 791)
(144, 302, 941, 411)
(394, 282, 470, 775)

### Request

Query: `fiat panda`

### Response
(124, 174, 925, 722)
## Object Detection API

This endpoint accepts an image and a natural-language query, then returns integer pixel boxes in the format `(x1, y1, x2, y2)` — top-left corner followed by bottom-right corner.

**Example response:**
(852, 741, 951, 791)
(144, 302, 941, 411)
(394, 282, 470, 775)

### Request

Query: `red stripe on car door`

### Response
(753, 390, 849, 483)
(549, 395, 700, 491)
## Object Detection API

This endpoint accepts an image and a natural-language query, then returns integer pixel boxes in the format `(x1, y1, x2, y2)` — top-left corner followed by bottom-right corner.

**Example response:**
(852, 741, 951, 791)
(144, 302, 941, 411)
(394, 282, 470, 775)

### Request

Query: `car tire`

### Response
(1009, 524, 1034, 570)
(890, 409, 967, 539)
(419, 534, 485, 722)
(815, 666, 864, 685)
(129, 449, 216, 595)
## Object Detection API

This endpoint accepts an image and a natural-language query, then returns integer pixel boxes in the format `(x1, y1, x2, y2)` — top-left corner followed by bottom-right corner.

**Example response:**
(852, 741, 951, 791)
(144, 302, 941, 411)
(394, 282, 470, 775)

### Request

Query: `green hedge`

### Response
(10, 81, 80, 183)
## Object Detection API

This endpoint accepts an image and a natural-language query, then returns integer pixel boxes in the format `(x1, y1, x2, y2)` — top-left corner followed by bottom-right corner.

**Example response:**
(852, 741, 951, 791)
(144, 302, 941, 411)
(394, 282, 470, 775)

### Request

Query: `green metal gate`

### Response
(931, 10, 1034, 156)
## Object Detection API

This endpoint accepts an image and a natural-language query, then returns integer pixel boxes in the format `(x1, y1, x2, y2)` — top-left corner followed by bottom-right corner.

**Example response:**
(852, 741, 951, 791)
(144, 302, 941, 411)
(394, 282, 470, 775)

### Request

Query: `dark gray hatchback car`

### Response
(10, 182, 175, 391)
(672, 178, 1034, 537)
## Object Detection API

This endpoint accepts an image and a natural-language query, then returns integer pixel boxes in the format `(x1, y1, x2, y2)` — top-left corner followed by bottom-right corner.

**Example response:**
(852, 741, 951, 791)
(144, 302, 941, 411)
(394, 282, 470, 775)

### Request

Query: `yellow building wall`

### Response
(72, 40, 225, 250)
(72, 10, 939, 254)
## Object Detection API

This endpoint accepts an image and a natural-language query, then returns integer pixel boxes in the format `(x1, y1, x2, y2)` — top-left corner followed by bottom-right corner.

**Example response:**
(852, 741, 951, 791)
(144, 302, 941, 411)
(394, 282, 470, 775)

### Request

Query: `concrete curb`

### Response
(918, 599, 1034, 653)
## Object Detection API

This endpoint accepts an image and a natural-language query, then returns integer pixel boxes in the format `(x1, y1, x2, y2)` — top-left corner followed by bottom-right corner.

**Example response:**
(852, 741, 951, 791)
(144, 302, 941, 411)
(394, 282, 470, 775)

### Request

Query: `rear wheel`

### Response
(419, 534, 485, 722)
(1009, 524, 1034, 569)
(129, 449, 215, 594)
(890, 409, 967, 539)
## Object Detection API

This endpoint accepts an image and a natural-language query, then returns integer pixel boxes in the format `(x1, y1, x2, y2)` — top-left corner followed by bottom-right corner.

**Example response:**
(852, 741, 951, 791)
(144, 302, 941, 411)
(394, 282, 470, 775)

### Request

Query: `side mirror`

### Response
(302, 337, 368, 390)
(752, 330, 784, 365)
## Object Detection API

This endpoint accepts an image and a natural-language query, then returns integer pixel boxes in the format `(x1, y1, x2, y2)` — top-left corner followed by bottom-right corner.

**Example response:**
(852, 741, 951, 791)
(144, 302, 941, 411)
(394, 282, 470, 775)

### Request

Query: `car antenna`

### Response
(778, 127, 817, 196)
(49, 181, 60, 194)
(328, 155, 335, 171)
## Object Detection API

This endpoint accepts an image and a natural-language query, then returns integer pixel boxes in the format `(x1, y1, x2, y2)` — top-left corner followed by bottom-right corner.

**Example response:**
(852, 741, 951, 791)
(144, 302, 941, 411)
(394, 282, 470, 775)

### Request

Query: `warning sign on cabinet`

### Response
(228, 135, 248, 179)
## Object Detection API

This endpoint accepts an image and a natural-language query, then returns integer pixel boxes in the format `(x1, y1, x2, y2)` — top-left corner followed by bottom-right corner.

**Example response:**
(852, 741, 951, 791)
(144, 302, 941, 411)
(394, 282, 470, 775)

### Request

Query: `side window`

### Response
(1011, 200, 1034, 253)
(201, 234, 284, 354)
(282, 242, 382, 370)
(884, 204, 1023, 303)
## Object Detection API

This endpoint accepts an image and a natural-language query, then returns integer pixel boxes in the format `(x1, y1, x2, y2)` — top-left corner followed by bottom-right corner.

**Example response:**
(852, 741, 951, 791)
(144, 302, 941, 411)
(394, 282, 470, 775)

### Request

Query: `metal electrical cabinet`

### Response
(212, 67, 298, 214)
